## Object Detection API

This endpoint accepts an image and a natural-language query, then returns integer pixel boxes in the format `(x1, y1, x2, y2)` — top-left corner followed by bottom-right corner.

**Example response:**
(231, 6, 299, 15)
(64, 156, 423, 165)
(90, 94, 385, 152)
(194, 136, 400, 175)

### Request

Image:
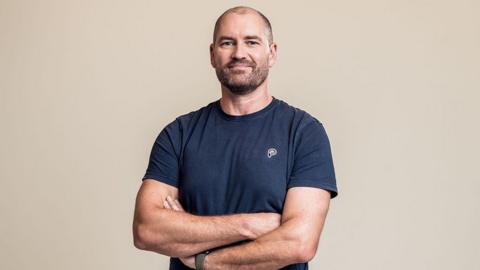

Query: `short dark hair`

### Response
(212, 6, 273, 46)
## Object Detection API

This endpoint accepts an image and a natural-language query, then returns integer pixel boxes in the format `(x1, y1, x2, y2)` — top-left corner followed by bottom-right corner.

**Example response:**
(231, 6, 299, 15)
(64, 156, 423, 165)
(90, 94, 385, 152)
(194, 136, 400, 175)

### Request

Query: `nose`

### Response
(232, 43, 247, 60)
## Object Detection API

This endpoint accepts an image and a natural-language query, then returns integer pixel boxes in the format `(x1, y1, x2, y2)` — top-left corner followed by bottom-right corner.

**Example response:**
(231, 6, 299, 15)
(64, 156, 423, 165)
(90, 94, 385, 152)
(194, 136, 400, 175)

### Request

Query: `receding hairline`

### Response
(212, 6, 273, 45)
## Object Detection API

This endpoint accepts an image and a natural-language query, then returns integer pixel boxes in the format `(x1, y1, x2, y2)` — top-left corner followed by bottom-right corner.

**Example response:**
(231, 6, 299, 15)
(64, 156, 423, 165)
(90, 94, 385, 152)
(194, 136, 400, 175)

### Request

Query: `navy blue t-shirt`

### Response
(143, 96, 338, 270)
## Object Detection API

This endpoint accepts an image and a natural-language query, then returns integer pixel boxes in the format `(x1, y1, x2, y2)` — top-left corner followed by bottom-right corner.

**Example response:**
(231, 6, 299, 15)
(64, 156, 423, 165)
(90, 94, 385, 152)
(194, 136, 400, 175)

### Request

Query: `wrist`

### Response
(203, 251, 213, 270)
(195, 250, 210, 270)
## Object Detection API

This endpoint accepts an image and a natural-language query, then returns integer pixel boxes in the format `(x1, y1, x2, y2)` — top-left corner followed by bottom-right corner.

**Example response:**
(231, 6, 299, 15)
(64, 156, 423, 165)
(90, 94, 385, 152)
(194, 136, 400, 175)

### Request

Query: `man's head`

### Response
(210, 6, 277, 95)
(212, 7, 273, 46)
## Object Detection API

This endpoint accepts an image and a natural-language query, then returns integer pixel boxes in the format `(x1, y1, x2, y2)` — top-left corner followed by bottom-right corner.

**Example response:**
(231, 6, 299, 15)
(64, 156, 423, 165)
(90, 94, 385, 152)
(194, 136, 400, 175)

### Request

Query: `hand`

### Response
(164, 196, 196, 268)
(179, 255, 196, 269)
(164, 195, 186, 212)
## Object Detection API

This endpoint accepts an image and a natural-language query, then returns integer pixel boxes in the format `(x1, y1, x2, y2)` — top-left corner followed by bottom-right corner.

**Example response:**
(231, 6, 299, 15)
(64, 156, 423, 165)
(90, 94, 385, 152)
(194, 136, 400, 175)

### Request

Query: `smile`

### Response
(228, 65, 252, 70)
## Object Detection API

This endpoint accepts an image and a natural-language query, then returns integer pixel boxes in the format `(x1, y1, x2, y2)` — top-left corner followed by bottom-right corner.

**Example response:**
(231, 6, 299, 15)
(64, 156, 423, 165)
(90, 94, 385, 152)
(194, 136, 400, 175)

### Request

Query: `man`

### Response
(133, 6, 338, 270)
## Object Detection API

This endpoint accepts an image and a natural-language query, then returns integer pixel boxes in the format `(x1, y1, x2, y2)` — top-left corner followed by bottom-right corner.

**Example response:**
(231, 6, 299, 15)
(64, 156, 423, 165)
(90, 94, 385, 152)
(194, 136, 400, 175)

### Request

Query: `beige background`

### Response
(1, 0, 479, 269)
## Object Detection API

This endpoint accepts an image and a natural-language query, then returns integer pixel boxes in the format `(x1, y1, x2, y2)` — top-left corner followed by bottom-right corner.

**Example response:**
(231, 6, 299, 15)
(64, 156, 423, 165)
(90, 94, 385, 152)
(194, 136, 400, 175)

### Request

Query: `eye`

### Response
(220, 41, 234, 46)
(246, 40, 259, 45)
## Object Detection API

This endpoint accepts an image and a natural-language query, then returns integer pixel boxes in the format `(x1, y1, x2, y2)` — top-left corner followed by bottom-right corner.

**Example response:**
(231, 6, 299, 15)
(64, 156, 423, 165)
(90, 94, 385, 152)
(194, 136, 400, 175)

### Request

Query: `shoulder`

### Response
(164, 100, 217, 131)
(153, 100, 216, 147)
(274, 97, 325, 131)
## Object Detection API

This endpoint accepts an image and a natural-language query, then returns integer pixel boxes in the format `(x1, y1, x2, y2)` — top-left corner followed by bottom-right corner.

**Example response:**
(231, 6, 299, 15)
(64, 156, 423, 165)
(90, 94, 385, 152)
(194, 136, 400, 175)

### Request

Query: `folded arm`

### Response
(201, 187, 332, 270)
(132, 179, 280, 258)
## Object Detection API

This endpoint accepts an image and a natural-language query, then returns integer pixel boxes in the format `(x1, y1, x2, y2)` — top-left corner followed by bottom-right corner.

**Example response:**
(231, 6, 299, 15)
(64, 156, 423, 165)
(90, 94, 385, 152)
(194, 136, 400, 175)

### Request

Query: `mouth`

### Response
(228, 65, 252, 71)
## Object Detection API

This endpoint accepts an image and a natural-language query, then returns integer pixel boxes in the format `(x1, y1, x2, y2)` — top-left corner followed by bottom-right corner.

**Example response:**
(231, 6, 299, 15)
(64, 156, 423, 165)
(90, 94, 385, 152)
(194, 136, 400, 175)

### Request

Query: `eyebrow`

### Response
(244, 35, 262, 40)
(217, 35, 263, 42)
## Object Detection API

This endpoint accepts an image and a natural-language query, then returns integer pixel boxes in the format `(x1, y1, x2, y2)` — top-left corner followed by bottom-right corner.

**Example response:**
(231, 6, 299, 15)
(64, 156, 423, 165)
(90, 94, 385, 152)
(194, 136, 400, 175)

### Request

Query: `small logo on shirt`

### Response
(267, 148, 277, 158)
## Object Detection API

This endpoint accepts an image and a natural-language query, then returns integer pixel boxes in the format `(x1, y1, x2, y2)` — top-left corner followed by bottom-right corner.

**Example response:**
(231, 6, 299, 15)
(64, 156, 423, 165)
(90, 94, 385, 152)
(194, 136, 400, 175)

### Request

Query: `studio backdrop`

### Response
(1, 0, 479, 269)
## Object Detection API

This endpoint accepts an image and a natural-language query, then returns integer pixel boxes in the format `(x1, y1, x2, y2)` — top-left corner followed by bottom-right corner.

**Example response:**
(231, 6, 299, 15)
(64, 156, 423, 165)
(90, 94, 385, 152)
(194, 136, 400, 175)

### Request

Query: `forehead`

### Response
(215, 12, 267, 41)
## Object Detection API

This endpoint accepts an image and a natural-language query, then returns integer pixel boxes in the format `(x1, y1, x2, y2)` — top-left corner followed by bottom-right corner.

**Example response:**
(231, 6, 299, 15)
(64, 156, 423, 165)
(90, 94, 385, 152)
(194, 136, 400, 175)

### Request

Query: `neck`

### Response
(219, 81, 272, 116)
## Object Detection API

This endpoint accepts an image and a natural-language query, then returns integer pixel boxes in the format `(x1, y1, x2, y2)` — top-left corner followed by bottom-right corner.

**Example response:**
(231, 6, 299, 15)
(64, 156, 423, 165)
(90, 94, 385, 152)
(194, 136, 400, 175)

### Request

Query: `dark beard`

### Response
(215, 64, 269, 95)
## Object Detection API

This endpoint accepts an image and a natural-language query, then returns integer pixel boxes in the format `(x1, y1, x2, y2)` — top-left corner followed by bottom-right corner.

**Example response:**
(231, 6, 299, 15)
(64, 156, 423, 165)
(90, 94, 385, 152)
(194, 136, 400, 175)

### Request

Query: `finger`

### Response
(171, 203, 180, 211)
(163, 200, 171, 209)
(174, 199, 185, 211)
(167, 196, 181, 211)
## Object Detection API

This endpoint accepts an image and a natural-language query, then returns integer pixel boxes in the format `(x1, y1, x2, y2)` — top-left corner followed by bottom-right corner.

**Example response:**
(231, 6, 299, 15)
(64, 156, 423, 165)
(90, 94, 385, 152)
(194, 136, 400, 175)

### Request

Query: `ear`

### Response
(210, 43, 215, 68)
(268, 42, 278, 68)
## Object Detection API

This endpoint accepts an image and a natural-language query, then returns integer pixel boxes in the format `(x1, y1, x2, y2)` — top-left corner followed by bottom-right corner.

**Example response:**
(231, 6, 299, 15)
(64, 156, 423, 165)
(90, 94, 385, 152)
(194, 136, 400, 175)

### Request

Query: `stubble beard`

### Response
(215, 61, 269, 96)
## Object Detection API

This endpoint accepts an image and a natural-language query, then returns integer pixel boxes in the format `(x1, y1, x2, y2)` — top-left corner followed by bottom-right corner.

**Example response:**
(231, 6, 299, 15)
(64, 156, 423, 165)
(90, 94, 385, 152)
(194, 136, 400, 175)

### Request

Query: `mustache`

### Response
(227, 60, 255, 68)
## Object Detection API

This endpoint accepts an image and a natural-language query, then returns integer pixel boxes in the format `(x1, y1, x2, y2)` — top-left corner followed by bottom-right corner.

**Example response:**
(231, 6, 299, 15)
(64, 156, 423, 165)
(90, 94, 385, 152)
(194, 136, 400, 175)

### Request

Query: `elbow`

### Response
(132, 220, 169, 252)
(132, 209, 169, 251)
(293, 239, 318, 263)
(133, 222, 152, 250)
(296, 247, 317, 263)
(132, 221, 190, 257)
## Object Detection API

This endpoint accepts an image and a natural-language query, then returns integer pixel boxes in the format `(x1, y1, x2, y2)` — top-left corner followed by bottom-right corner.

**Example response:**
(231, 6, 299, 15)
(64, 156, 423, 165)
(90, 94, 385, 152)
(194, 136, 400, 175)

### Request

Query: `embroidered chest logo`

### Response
(267, 148, 278, 158)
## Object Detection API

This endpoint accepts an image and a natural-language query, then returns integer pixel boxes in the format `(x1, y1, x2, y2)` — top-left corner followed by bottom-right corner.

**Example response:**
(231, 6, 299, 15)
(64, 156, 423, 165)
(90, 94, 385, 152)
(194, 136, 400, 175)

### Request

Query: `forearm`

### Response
(134, 209, 252, 257)
(204, 219, 311, 270)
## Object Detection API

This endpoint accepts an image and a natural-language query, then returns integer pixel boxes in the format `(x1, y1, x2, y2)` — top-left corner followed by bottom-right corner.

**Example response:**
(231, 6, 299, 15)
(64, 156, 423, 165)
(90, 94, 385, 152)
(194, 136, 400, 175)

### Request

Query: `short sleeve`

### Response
(288, 119, 338, 199)
(142, 119, 181, 187)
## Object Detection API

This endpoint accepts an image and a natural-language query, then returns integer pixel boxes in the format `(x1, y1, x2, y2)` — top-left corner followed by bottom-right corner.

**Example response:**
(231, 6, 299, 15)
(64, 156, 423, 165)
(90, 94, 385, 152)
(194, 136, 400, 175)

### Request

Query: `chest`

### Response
(178, 122, 291, 214)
